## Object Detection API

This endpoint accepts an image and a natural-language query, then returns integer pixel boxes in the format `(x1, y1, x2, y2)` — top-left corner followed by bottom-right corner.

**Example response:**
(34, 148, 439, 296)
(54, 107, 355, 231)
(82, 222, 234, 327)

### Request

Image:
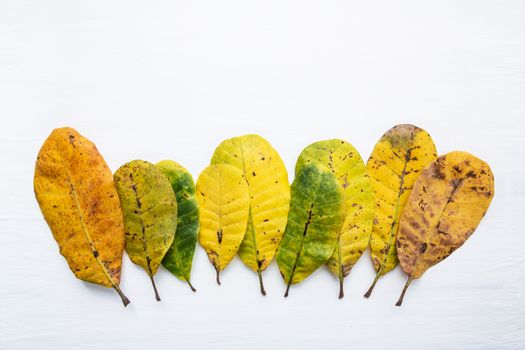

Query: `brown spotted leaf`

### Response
(364, 124, 437, 298)
(395, 151, 494, 306)
(34, 127, 130, 306)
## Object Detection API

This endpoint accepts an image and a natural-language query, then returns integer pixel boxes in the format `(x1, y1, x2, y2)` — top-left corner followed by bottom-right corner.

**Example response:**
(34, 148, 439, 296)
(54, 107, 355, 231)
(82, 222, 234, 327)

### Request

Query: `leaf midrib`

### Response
(64, 166, 117, 288)
(375, 138, 416, 274)
(409, 176, 465, 277)
(287, 202, 315, 285)
(129, 175, 154, 277)
(238, 139, 261, 273)
(170, 195, 192, 282)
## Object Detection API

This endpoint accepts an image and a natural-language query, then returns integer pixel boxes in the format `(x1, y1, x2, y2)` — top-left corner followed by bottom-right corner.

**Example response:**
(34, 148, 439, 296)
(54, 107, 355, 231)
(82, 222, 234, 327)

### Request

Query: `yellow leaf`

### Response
(364, 124, 437, 298)
(211, 135, 290, 295)
(196, 164, 250, 284)
(395, 151, 494, 306)
(34, 127, 129, 306)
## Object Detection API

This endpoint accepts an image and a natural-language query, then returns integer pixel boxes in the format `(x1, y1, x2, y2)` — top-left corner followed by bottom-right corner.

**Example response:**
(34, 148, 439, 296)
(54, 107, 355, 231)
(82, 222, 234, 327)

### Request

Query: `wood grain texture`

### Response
(1, 1, 524, 349)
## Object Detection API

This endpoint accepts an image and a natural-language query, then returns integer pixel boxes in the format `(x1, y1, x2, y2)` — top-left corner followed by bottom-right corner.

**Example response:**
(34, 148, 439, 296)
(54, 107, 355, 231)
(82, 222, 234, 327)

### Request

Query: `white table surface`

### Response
(1, 1, 524, 349)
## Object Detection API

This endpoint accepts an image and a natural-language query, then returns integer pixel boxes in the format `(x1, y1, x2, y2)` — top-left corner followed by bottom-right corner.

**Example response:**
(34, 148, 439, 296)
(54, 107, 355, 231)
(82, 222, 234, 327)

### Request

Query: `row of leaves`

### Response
(33, 125, 494, 307)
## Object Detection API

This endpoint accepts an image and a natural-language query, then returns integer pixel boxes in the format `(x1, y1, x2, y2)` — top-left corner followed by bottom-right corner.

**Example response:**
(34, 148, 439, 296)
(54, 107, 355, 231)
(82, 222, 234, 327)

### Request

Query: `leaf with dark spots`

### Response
(364, 124, 437, 298)
(196, 164, 250, 285)
(276, 163, 346, 297)
(395, 151, 494, 306)
(157, 160, 199, 292)
(34, 127, 130, 306)
(295, 139, 374, 298)
(211, 135, 290, 295)
(114, 160, 177, 301)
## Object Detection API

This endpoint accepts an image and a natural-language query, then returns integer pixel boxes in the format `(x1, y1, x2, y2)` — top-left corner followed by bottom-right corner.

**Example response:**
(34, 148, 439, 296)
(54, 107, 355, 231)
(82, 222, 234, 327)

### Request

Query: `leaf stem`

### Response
(216, 268, 221, 285)
(257, 270, 266, 296)
(113, 285, 131, 307)
(364, 268, 382, 298)
(395, 275, 413, 306)
(149, 274, 161, 301)
(186, 279, 196, 292)
(284, 279, 292, 298)
(338, 276, 344, 299)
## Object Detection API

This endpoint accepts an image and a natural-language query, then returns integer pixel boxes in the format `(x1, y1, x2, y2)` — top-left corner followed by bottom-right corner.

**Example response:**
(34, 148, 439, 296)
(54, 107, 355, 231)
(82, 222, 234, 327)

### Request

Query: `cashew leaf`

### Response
(196, 164, 250, 284)
(276, 163, 346, 297)
(157, 160, 199, 292)
(364, 124, 437, 298)
(34, 127, 130, 306)
(395, 151, 494, 306)
(296, 139, 374, 298)
(211, 135, 290, 295)
(114, 160, 177, 301)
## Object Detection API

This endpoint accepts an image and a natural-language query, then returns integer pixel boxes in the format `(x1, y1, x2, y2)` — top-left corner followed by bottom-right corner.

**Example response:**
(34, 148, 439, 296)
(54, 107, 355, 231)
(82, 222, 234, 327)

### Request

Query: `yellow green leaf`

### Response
(196, 164, 250, 284)
(157, 160, 199, 292)
(211, 135, 290, 295)
(34, 127, 130, 306)
(364, 124, 437, 298)
(395, 151, 494, 306)
(276, 163, 346, 297)
(296, 139, 374, 298)
(114, 160, 177, 301)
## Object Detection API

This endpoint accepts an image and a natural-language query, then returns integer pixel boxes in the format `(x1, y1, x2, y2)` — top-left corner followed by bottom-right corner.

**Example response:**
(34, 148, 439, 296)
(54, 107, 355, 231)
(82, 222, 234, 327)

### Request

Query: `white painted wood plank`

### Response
(1, 1, 524, 349)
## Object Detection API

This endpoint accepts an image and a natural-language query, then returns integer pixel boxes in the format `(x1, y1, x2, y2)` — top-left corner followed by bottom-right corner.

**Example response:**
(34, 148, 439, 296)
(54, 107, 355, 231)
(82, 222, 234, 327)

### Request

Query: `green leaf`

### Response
(156, 160, 199, 292)
(296, 139, 374, 298)
(276, 163, 346, 297)
(114, 160, 177, 301)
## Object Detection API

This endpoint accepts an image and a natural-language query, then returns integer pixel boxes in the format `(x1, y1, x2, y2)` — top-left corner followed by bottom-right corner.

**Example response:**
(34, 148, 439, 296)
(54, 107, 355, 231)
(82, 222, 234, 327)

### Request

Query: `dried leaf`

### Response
(395, 151, 494, 306)
(296, 139, 374, 298)
(34, 127, 130, 306)
(364, 124, 437, 298)
(276, 163, 346, 297)
(196, 164, 250, 284)
(114, 160, 177, 301)
(157, 160, 199, 292)
(211, 135, 290, 295)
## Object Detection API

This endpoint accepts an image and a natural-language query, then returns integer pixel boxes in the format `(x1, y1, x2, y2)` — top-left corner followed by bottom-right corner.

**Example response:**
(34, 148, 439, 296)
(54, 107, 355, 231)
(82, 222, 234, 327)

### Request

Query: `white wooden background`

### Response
(1, 1, 524, 349)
